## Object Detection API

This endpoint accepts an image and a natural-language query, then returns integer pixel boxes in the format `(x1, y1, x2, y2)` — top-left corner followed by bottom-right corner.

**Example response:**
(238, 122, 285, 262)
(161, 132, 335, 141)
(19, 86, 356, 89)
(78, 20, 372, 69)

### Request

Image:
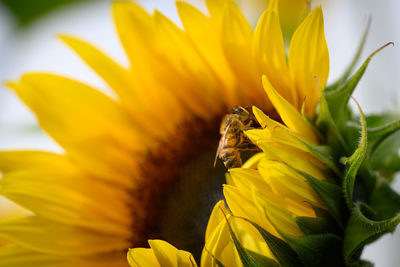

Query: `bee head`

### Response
(232, 106, 249, 116)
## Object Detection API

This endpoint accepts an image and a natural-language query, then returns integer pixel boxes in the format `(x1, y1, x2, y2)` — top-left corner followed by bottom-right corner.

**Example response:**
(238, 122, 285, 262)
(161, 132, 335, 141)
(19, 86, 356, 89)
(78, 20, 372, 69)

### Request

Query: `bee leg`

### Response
(225, 157, 242, 169)
(221, 150, 235, 161)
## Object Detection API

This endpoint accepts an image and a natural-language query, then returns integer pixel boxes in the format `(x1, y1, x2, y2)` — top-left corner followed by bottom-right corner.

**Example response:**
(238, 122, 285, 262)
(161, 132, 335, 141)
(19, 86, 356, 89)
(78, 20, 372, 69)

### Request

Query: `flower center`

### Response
(133, 115, 227, 259)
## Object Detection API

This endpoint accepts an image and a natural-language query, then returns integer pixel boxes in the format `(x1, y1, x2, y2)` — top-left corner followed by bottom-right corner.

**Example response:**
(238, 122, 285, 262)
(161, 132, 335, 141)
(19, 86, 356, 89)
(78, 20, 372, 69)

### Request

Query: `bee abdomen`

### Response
(221, 148, 241, 169)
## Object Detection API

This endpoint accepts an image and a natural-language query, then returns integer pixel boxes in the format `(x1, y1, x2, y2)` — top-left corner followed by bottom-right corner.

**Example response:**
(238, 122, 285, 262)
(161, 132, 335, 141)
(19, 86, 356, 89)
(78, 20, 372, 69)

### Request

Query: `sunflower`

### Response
(127, 62, 331, 266)
(127, 1, 400, 267)
(0, 0, 329, 265)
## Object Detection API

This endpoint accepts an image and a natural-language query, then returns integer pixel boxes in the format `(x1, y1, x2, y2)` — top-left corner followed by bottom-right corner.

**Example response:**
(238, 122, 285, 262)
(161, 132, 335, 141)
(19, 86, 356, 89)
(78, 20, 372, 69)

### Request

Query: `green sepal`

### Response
(302, 205, 344, 233)
(301, 101, 314, 126)
(341, 98, 367, 209)
(370, 131, 400, 180)
(325, 43, 393, 124)
(241, 218, 302, 267)
(343, 203, 400, 264)
(325, 18, 370, 92)
(244, 249, 280, 267)
(369, 179, 400, 220)
(367, 117, 400, 179)
(205, 250, 225, 267)
(289, 166, 345, 227)
(368, 118, 400, 150)
(366, 113, 400, 128)
(341, 117, 363, 154)
(316, 87, 348, 157)
(284, 129, 341, 176)
(226, 220, 258, 266)
(348, 259, 374, 267)
(281, 233, 344, 267)
(295, 215, 342, 236)
(301, 101, 324, 142)
(311, 205, 337, 220)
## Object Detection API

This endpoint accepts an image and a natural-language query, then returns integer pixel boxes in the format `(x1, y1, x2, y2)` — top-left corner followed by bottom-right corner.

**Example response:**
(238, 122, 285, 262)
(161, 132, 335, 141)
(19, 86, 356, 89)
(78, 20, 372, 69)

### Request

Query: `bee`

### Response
(214, 106, 261, 169)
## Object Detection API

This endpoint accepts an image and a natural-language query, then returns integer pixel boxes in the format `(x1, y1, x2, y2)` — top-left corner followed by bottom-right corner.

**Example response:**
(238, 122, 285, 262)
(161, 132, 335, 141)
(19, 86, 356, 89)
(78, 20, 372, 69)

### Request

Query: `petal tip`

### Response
(3, 81, 17, 89)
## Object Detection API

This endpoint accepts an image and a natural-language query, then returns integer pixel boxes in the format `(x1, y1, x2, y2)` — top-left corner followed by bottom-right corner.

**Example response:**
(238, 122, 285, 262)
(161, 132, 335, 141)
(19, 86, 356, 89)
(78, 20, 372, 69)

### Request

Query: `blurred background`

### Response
(0, 0, 399, 265)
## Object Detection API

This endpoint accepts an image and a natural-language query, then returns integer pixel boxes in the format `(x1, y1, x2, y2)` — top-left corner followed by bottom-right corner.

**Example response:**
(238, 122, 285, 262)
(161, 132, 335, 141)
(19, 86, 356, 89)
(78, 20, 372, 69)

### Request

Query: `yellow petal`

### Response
(0, 151, 132, 233)
(230, 218, 274, 260)
(262, 75, 318, 142)
(256, 141, 327, 180)
(58, 35, 166, 138)
(263, 145, 319, 177)
(0, 169, 132, 236)
(111, 1, 153, 68)
(112, 1, 184, 133)
(253, 9, 295, 105)
(267, 0, 279, 12)
(0, 151, 66, 173)
(258, 158, 322, 209)
(223, 184, 277, 236)
(176, 1, 235, 106)
(278, 0, 311, 40)
(0, 245, 63, 267)
(288, 6, 329, 116)
(253, 191, 303, 236)
(5, 74, 141, 187)
(252, 105, 284, 129)
(0, 217, 130, 256)
(149, 240, 195, 267)
(206, 0, 234, 19)
(202, 199, 274, 265)
(152, 11, 222, 118)
(222, 2, 266, 107)
(227, 168, 305, 236)
(127, 240, 195, 267)
(245, 111, 310, 153)
(58, 35, 128, 99)
(204, 200, 227, 242)
(201, 215, 239, 267)
(0, 197, 29, 223)
(205, 0, 234, 29)
(241, 152, 264, 169)
(127, 248, 159, 267)
(0, 245, 127, 267)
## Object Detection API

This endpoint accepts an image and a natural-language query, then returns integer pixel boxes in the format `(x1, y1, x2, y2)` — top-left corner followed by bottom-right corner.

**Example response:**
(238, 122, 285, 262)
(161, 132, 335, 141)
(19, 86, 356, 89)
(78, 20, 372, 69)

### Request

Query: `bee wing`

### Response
(214, 125, 230, 167)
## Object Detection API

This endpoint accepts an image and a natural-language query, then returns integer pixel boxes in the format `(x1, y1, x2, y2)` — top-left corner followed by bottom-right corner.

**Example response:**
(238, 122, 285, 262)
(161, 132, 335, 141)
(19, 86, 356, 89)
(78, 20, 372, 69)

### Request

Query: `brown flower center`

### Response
(133, 115, 227, 259)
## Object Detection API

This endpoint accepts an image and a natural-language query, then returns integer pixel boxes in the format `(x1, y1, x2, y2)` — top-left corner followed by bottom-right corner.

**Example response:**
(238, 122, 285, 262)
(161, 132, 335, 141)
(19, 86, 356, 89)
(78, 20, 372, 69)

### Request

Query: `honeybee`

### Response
(214, 106, 261, 169)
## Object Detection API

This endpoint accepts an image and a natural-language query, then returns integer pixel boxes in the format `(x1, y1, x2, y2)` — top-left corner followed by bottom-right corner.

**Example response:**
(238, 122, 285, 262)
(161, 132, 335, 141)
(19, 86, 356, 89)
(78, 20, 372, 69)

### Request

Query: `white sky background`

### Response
(0, 0, 399, 265)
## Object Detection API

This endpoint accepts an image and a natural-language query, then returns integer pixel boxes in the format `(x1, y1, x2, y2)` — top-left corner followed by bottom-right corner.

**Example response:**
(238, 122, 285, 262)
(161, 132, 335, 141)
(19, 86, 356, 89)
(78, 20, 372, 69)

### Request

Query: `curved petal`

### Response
(127, 240, 196, 267)
(253, 9, 294, 106)
(127, 247, 158, 267)
(262, 75, 318, 142)
(288, 6, 329, 116)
